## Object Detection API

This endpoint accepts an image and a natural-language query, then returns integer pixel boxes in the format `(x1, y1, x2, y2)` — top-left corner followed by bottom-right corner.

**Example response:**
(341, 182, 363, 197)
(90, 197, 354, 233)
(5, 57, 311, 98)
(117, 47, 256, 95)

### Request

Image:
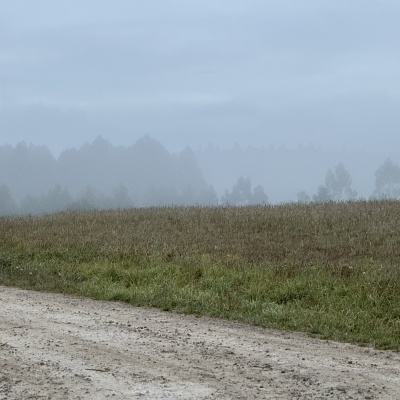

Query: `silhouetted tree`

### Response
(373, 158, 400, 199)
(222, 177, 268, 205)
(313, 185, 332, 203)
(327, 163, 357, 200)
(250, 185, 268, 205)
(67, 186, 102, 210)
(222, 177, 252, 205)
(313, 163, 357, 202)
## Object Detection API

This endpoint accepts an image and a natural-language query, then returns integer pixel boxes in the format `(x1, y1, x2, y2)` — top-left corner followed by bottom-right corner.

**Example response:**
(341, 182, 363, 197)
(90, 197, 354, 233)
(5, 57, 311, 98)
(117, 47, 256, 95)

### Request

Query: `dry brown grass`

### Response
(1, 200, 400, 350)
(2, 200, 400, 266)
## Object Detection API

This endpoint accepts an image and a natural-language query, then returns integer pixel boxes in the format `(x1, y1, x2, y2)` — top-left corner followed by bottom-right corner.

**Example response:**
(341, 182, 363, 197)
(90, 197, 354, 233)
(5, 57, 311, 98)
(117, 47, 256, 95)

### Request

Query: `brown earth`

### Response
(0, 285, 399, 399)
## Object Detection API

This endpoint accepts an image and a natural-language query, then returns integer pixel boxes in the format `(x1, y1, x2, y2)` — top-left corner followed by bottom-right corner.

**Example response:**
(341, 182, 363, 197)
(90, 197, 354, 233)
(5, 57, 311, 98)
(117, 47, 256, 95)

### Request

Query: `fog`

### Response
(1, 1, 400, 212)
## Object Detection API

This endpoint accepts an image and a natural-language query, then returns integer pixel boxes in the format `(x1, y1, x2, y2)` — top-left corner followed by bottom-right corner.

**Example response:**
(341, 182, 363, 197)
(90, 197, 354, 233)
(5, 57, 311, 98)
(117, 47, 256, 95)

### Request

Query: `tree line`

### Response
(0, 136, 400, 216)
(0, 136, 268, 215)
(298, 159, 400, 203)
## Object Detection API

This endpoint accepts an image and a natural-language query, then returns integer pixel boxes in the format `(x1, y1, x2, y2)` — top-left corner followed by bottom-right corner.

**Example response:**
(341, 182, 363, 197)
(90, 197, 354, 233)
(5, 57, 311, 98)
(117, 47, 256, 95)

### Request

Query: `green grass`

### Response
(0, 201, 399, 350)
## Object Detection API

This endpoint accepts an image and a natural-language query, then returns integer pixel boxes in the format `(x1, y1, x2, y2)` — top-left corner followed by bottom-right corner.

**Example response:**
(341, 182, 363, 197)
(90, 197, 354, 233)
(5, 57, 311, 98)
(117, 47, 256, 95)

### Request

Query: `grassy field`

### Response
(0, 201, 399, 350)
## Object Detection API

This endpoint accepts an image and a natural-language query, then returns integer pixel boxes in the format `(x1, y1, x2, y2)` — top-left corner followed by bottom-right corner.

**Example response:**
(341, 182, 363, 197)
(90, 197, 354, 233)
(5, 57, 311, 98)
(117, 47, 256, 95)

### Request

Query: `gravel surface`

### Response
(0, 285, 399, 399)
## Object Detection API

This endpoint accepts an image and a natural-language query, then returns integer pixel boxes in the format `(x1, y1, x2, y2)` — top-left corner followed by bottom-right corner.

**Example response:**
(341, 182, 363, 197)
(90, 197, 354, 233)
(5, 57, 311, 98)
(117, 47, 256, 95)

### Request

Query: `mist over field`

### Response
(2, 0, 400, 213)
(2, 1, 400, 364)
(1, 135, 400, 215)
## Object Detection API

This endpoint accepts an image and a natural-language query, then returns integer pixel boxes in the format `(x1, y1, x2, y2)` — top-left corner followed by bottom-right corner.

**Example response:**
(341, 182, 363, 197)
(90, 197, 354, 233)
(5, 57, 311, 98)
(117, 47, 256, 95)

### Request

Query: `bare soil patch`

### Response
(0, 286, 399, 399)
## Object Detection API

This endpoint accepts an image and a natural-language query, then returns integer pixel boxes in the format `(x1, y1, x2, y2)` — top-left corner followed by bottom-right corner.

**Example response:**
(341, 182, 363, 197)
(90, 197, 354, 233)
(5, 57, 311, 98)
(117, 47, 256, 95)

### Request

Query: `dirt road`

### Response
(0, 286, 399, 399)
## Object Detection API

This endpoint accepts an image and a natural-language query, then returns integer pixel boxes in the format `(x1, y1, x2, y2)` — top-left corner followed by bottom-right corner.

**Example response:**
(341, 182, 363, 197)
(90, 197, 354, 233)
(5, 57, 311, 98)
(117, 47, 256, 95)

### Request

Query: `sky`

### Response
(1, 0, 400, 155)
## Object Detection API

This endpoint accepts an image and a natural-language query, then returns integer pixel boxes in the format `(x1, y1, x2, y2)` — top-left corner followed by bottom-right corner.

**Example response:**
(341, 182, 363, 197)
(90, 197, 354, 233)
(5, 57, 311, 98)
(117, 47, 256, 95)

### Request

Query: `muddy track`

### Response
(0, 286, 399, 399)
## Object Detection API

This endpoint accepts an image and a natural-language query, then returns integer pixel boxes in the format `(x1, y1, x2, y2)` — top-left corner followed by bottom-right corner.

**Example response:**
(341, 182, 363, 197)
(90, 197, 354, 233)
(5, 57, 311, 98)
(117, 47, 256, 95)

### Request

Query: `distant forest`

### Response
(1, 135, 400, 216)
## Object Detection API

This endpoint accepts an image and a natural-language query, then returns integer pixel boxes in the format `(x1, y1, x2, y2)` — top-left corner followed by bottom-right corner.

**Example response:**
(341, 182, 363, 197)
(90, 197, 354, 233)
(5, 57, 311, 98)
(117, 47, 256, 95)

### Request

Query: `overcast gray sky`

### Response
(1, 0, 399, 155)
